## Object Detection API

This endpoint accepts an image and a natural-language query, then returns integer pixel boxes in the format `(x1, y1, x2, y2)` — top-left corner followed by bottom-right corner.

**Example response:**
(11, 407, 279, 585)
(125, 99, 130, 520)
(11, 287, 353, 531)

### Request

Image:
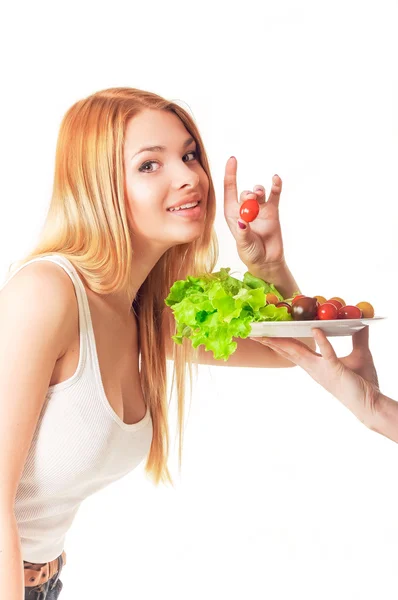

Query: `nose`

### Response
(172, 160, 200, 191)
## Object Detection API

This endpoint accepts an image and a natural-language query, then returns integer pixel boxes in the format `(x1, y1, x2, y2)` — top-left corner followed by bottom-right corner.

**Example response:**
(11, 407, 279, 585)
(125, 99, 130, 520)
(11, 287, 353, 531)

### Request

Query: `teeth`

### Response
(169, 201, 199, 212)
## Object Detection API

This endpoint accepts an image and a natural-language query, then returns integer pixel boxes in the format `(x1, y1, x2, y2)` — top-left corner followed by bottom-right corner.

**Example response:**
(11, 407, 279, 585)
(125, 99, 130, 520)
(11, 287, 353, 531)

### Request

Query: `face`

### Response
(123, 109, 209, 253)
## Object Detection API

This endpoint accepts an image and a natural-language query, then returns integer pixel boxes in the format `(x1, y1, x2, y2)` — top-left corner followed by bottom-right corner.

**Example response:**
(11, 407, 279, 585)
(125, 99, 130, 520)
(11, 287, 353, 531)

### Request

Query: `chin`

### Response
(169, 222, 206, 247)
(169, 235, 200, 248)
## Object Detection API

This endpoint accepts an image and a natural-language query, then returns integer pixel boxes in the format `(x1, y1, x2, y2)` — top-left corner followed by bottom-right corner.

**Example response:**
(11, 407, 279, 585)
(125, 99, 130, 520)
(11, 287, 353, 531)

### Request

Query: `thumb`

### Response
(236, 218, 257, 250)
(312, 328, 339, 362)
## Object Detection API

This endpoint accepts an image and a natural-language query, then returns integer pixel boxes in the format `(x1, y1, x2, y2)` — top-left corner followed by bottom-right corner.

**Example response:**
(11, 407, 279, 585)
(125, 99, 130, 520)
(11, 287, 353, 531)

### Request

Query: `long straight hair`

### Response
(13, 88, 218, 484)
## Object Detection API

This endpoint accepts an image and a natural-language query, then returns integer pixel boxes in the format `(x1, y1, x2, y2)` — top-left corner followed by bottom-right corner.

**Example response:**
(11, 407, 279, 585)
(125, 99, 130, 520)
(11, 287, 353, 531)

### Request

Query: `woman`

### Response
(252, 327, 398, 443)
(0, 87, 305, 599)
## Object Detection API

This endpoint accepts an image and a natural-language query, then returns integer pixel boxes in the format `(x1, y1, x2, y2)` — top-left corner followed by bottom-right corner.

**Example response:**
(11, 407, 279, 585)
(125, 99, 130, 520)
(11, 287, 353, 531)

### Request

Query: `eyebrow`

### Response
(132, 137, 195, 160)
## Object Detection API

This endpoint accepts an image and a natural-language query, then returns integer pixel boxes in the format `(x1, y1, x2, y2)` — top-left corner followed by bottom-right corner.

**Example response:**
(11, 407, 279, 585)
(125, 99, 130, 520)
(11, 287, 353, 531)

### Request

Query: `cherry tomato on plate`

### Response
(327, 299, 343, 311)
(329, 296, 346, 307)
(291, 297, 318, 321)
(266, 293, 280, 305)
(338, 305, 362, 319)
(276, 302, 292, 314)
(356, 302, 375, 318)
(239, 199, 259, 223)
(317, 302, 338, 320)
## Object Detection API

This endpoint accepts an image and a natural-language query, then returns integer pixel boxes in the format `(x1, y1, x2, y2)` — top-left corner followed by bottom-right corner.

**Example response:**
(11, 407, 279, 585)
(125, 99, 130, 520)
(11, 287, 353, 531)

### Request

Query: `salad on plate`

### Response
(165, 269, 377, 361)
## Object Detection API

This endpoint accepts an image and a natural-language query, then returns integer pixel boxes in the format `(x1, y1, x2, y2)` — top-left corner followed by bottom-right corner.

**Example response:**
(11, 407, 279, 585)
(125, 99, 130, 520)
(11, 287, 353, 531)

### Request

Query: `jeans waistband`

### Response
(23, 551, 66, 587)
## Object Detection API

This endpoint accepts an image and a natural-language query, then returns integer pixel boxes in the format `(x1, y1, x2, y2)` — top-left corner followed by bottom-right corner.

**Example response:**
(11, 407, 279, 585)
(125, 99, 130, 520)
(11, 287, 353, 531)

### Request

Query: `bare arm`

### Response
(194, 336, 315, 368)
(372, 394, 398, 443)
(163, 311, 314, 367)
(0, 262, 76, 600)
(253, 327, 398, 442)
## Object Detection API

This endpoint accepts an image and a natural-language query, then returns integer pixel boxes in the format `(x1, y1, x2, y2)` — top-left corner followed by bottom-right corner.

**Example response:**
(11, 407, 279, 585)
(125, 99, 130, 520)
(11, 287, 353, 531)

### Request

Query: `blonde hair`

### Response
(14, 87, 218, 484)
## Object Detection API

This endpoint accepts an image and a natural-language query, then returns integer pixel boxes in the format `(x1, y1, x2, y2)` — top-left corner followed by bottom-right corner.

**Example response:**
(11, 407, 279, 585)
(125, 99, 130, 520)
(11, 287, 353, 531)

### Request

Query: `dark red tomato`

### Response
(239, 199, 260, 223)
(327, 299, 343, 311)
(338, 305, 362, 319)
(291, 297, 318, 321)
(291, 294, 306, 305)
(317, 302, 338, 320)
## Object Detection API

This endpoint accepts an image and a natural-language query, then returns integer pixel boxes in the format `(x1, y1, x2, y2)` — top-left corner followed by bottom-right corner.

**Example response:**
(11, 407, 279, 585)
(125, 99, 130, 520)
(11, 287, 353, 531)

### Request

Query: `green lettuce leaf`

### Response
(165, 268, 291, 361)
(243, 272, 284, 301)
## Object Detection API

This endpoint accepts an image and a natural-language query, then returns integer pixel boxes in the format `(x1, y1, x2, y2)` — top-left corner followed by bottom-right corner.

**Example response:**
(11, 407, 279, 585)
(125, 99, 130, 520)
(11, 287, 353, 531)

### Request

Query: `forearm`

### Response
(0, 511, 24, 600)
(250, 260, 300, 300)
(371, 393, 398, 443)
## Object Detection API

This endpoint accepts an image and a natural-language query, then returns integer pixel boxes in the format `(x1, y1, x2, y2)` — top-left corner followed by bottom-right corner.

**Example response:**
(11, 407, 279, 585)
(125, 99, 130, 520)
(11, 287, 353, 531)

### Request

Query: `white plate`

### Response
(249, 316, 386, 338)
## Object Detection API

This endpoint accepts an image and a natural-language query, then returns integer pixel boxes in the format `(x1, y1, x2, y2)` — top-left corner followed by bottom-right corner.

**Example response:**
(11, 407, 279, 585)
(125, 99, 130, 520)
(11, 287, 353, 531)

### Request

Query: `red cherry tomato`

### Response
(291, 294, 306, 305)
(239, 199, 260, 223)
(330, 296, 346, 307)
(338, 305, 362, 319)
(327, 299, 343, 311)
(275, 301, 292, 314)
(317, 302, 338, 320)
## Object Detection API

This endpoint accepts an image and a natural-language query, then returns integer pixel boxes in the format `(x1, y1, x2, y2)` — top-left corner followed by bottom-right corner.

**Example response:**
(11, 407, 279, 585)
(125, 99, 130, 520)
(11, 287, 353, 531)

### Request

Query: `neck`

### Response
(103, 241, 168, 317)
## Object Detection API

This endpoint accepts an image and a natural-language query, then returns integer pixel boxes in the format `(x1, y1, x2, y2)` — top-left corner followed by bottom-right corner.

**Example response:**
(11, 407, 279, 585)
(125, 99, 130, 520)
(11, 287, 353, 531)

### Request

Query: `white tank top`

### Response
(3, 254, 153, 563)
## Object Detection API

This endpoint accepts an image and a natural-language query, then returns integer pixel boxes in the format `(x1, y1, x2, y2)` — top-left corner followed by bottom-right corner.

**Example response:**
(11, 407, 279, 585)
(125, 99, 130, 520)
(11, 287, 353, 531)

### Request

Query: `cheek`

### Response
(125, 176, 166, 222)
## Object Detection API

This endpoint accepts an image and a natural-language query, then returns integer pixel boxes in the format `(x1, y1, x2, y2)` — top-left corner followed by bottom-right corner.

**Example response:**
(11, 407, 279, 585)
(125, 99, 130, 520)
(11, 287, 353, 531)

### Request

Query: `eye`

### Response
(183, 150, 198, 162)
(138, 160, 161, 173)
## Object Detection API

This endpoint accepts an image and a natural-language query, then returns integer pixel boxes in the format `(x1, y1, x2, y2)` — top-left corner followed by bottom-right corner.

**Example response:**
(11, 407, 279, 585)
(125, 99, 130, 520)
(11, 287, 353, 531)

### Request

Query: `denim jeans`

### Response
(24, 555, 64, 600)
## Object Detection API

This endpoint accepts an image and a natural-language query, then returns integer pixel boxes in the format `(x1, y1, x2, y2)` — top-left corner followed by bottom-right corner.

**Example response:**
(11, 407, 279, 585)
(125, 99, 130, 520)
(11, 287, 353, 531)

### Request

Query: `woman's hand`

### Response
(251, 326, 381, 428)
(224, 156, 285, 279)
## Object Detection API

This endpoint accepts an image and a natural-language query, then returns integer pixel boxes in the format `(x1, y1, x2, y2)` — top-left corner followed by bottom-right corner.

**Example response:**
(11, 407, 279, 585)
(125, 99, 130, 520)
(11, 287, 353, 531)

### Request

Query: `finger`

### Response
(253, 184, 266, 204)
(253, 335, 319, 355)
(239, 190, 257, 204)
(352, 325, 370, 352)
(251, 338, 297, 362)
(224, 157, 239, 210)
(311, 328, 338, 362)
(236, 216, 255, 239)
(250, 336, 317, 366)
(266, 174, 282, 208)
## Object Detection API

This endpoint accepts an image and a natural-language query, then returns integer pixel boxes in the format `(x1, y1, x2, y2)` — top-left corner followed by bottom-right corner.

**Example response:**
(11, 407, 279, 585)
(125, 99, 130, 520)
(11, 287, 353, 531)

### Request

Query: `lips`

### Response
(167, 193, 202, 212)
(168, 200, 200, 212)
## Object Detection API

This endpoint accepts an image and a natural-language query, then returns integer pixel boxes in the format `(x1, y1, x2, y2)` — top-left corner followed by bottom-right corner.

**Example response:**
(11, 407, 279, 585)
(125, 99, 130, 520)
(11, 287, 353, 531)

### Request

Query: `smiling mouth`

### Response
(167, 200, 201, 212)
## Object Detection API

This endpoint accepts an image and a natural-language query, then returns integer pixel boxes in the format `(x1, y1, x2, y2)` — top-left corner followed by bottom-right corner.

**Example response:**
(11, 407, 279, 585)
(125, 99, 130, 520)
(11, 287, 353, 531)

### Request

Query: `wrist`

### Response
(371, 392, 398, 443)
(249, 258, 287, 280)
(249, 260, 300, 300)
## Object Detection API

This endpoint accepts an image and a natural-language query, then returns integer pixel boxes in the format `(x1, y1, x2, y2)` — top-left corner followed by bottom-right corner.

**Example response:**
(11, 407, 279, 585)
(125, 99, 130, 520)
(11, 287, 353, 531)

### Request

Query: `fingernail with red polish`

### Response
(238, 221, 247, 230)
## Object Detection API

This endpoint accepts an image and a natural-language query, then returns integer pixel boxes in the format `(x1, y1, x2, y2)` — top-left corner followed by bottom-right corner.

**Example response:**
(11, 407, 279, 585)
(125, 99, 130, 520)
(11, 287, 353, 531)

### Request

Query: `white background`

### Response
(1, 1, 398, 598)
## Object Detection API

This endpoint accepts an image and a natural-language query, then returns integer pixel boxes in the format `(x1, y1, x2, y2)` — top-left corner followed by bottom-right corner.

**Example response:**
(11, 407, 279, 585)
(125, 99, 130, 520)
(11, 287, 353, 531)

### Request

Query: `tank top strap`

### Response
(1, 254, 95, 372)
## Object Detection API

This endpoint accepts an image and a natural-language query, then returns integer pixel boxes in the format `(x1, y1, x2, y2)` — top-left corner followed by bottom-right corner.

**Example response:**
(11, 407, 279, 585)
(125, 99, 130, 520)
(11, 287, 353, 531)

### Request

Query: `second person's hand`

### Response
(251, 326, 381, 428)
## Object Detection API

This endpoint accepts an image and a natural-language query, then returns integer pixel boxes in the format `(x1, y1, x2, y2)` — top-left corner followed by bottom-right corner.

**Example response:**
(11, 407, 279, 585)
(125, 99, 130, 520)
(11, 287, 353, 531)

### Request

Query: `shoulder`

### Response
(0, 259, 79, 355)
(1, 259, 77, 307)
